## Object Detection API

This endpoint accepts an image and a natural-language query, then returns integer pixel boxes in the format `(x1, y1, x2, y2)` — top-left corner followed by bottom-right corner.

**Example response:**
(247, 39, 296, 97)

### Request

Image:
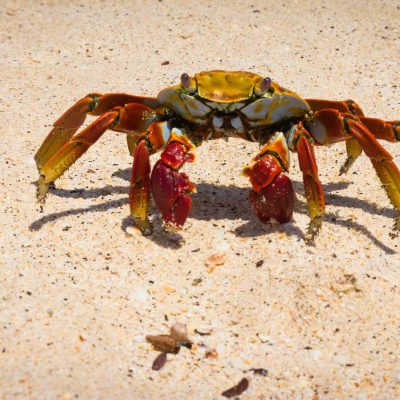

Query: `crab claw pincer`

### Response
(245, 154, 295, 224)
(151, 142, 195, 227)
(249, 173, 295, 223)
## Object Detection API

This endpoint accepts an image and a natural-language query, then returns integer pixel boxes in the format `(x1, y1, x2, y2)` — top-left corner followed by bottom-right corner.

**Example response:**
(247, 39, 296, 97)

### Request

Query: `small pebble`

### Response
(130, 287, 150, 303)
(125, 226, 139, 237)
(205, 349, 218, 358)
(170, 322, 190, 342)
(256, 260, 264, 267)
(257, 334, 275, 344)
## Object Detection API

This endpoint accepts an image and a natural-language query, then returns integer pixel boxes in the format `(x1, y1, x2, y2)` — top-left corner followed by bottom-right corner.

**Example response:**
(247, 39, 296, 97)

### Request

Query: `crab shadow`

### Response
(29, 168, 397, 253)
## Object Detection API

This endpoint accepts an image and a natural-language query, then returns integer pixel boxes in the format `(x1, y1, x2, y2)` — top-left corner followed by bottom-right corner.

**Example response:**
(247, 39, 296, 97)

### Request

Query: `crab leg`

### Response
(306, 98, 400, 141)
(306, 98, 400, 171)
(289, 123, 325, 242)
(306, 98, 365, 116)
(35, 96, 96, 171)
(347, 119, 400, 232)
(130, 140, 152, 234)
(306, 98, 365, 174)
(243, 132, 295, 226)
(357, 117, 400, 142)
(130, 125, 196, 233)
(37, 103, 158, 206)
(129, 121, 173, 234)
(35, 93, 159, 170)
(307, 109, 400, 232)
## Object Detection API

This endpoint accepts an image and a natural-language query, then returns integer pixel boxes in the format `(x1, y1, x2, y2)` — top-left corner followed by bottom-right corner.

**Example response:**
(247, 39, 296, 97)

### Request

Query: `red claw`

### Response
(245, 154, 282, 192)
(173, 193, 192, 226)
(161, 142, 188, 169)
(249, 173, 295, 224)
(151, 142, 195, 227)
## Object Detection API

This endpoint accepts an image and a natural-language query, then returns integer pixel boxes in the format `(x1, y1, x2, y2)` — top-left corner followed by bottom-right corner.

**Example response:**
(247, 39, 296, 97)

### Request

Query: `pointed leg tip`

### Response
(339, 157, 355, 176)
(132, 217, 153, 236)
(304, 232, 317, 245)
(140, 226, 153, 236)
(36, 175, 49, 209)
(338, 167, 347, 176)
(305, 216, 323, 244)
(389, 214, 400, 238)
(338, 163, 347, 176)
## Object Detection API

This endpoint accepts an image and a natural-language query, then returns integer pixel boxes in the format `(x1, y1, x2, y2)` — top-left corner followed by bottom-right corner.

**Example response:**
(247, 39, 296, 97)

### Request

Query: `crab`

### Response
(35, 70, 400, 242)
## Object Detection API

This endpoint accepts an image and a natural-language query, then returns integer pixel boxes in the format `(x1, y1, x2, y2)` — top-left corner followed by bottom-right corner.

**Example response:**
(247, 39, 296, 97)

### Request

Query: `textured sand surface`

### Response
(1, 1, 400, 399)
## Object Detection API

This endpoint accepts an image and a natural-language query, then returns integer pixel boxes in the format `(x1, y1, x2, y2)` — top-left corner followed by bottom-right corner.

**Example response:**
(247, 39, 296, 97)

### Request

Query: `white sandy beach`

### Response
(1, 1, 400, 398)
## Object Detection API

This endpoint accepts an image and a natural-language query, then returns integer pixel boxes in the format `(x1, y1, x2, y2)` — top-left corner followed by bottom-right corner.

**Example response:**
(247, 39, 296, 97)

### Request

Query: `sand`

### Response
(1, 1, 400, 398)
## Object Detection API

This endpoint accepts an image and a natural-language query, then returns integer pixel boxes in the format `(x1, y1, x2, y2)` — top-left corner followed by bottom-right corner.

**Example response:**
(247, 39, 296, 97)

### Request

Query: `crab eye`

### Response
(260, 77, 272, 93)
(181, 73, 191, 88)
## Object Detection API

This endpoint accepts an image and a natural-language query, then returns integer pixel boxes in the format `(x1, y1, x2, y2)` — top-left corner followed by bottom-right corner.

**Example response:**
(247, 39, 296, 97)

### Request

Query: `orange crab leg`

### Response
(306, 99, 400, 142)
(346, 119, 400, 232)
(291, 123, 325, 242)
(35, 96, 96, 171)
(35, 93, 160, 170)
(306, 98, 400, 172)
(37, 110, 118, 205)
(130, 140, 152, 234)
(37, 103, 158, 206)
(358, 117, 400, 143)
(307, 109, 400, 232)
(306, 98, 365, 116)
(129, 122, 172, 233)
(305, 98, 367, 174)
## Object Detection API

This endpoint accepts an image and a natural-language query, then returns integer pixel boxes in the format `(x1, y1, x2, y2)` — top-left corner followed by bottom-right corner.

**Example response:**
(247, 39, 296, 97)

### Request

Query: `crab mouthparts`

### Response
(212, 114, 244, 133)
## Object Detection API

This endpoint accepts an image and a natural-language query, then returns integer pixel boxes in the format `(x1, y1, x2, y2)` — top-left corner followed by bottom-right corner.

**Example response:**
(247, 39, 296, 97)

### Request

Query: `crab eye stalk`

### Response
(181, 73, 191, 88)
(180, 73, 197, 93)
(255, 76, 273, 96)
(260, 77, 272, 92)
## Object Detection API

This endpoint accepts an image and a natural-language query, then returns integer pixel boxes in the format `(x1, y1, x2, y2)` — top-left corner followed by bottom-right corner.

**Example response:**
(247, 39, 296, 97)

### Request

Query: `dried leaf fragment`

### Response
(222, 378, 249, 398)
(152, 352, 167, 371)
(249, 368, 268, 376)
(206, 253, 225, 272)
(205, 349, 218, 358)
(194, 328, 212, 336)
(206, 253, 225, 266)
(146, 334, 180, 354)
(192, 278, 202, 286)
